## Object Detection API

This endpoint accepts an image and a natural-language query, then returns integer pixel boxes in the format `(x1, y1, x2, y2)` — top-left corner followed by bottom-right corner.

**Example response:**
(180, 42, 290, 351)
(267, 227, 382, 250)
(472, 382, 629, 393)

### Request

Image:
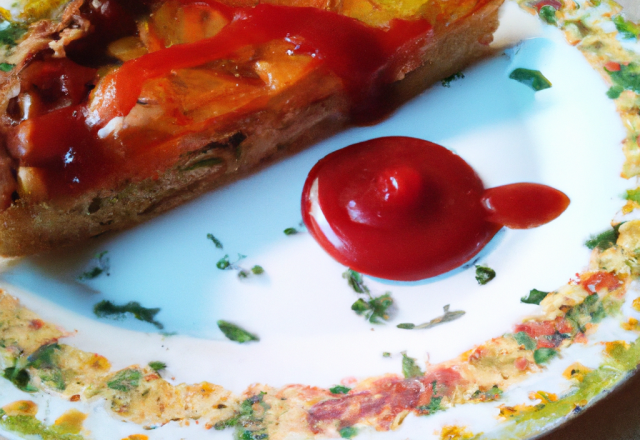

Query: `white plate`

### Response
(0, 2, 635, 439)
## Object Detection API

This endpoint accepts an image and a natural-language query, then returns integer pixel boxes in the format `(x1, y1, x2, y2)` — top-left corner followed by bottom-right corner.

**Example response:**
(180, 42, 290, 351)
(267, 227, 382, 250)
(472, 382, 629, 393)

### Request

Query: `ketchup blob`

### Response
(301, 137, 570, 281)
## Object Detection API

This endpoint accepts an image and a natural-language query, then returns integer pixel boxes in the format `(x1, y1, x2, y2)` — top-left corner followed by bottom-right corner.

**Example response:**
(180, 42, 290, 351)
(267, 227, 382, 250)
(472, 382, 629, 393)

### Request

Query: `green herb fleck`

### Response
(329, 385, 351, 394)
(585, 224, 622, 251)
(565, 294, 606, 333)
(514, 331, 537, 350)
(251, 265, 264, 275)
(539, 5, 557, 24)
(401, 353, 423, 379)
(607, 63, 640, 95)
(397, 305, 465, 330)
(0, 22, 27, 47)
(627, 188, 640, 203)
(93, 300, 164, 330)
(521, 288, 549, 305)
(475, 265, 496, 285)
(471, 385, 503, 401)
(28, 344, 65, 390)
(382, 352, 391, 358)
(283, 227, 298, 235)
(217, 320, 259, 343)
(107, 369, 142, 392)
(343, 269, 369, 294)
(214, 393, 269, 439)
(340, 426, 358, 439)
(3, 367, 36, 393)
(217, 254, 232, 269)
(607, 85, 624, 99)
(534, 348, 557, 364)
(509, 68, 552, 91)
(0, 62, 14, 72)
(351, 293, 393, 324)
(0, 414, 85, 440)
(613, 15, 640, 39)
(417, 381, 443, 415)
(77, 251, 110, 280)
(207, 233, 223, 249)
(148, 361, 166, 373)
(441, 72, 464, 87)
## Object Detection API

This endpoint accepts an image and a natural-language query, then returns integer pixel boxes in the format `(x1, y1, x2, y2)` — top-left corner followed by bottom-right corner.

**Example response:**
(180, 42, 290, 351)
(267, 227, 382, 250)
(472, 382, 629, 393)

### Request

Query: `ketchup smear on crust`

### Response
(302, 137, 570, 281)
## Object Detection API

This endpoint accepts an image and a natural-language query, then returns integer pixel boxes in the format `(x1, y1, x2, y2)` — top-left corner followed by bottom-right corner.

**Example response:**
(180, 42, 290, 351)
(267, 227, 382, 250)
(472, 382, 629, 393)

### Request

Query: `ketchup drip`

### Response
(301, 137, 570, 281)
(11, 1, 433, 198)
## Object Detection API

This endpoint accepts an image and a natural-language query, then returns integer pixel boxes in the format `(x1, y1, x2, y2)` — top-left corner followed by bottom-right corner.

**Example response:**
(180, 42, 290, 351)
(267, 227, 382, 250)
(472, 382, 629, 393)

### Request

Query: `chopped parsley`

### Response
(28, 344, 65, 390)
(565, 293, 605, 332)
(471, 385, 503, 401)
(607, 85, 624, 99)
(107, 369, 142, 392)
(0, 21, 26, 47)
(339, 426, 358, 439)
(612, 15, 640, 39)
(539, 5, 557, 25)
(77, 251, 110, 280)
(626, 188, 640, 203)
(217, 320, 259, 343)
(585, 224, 622, 251)
(93, 300, 164, 330)
(214, 393, 269, 439)
(207, 233, 223, 249)
(441, 72, 464, 87)
(3, 366, 36, 393)
(382, 352, 391, 358)
(148, 361, 167, 373)
(509, 68, 552, 91)
(401, 353, 423, 379)
(217, 254, 264, 279)
(417, 381, 442, 415)
(521, 288, 549, 305)
(344, 269, 394, 323)
(533, 348, 557, 364)
(514, 331, 537, 350)
(0, 62, 14, 72)
(396, 305, 465, 330)
(606, 63, 640, 95)
(329, 385, 351, 394)
(283, 227, 299, 235)
(475, 265, 496, 285)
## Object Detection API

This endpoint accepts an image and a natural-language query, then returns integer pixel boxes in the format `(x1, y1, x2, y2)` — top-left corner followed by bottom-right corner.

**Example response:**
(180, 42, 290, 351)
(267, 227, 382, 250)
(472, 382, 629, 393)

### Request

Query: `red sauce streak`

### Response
(91, 2, 432, 125)
(302, 137, 570, 281)
(514, 317, 573, 349)
(308, 369, 461, 433)
(11, 2, 431, 198)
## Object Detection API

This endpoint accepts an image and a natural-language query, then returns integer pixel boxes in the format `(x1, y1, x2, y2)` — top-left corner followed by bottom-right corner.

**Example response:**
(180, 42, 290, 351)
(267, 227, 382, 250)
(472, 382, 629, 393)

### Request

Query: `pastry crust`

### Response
(0, 0, 503, 256)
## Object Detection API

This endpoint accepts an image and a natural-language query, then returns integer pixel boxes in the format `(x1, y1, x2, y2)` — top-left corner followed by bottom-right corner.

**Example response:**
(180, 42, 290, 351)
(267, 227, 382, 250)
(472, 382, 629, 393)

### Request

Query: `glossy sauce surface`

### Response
(302, 137, 570, 281)
(9, 1, 432, 198)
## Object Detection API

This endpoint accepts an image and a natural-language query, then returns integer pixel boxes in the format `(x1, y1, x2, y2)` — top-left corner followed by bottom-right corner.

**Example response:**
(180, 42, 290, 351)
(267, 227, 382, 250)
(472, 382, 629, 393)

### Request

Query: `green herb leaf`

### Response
(343, 269, 369, 294)
(585, 224, 622, 251)
(475, 265, 496, 285)
(351, 293, 393, 323)
(626, 188, 640, 203)
(107, 369, 142, 392)
(93, 300, 164, 330)
(0, 62, 14, 72)
(441, 72, 464, 87)
(514, 331, 537, 350)
(283, 227, 298, 236)
(0, 22, 27, 47)
(251, 265, 264, 275)
(521, 288, 549, 305)
(613, 15, 640, 39)
(78, 250, 110, 280)
(607, 63, 640, 94)
(340, 426, 358, 439)
(533, 348, 557, 364)
(217, 255, 231, 270)
(3, 367, 36, 392)
(148, 361, 166, 372)
(539, 5, 557, 24)
(28, 343, 61, 370)
(207, 233, 223, 249)
(470, 385, 503, 401)
(217, 320, 259, 343)
(401, 353, 423, 379)
(329, 385, 351, 394)
(509, 68, 552, 91)
(382, 352, 391, 358)
(607, 85, 624, 99)
(397, 305, 465, 330)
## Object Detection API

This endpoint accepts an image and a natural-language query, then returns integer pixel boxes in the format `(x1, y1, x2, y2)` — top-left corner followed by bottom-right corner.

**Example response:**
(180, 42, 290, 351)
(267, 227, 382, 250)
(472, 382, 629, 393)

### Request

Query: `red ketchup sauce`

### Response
(10, 1, 432, 198)
(301, 137, 570, 281)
